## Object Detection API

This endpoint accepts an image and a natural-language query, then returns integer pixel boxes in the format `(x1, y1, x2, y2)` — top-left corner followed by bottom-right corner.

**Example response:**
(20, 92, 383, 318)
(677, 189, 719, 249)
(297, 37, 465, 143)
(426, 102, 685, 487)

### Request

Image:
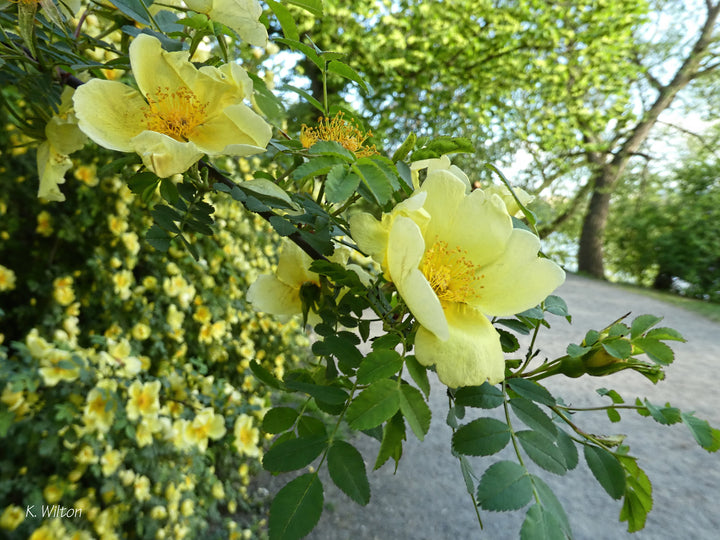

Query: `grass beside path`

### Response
(607, 280, 720, 323)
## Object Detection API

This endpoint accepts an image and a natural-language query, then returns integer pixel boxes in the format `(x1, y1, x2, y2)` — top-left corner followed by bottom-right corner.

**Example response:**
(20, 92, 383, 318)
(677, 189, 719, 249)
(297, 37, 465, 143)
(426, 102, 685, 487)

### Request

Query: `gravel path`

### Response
(269, 273, 720, 540)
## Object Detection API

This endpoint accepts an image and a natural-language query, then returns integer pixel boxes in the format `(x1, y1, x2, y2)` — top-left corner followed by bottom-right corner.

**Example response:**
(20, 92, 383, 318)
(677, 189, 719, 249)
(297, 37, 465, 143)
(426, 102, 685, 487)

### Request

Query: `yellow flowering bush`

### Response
(0, 121, 309, 538)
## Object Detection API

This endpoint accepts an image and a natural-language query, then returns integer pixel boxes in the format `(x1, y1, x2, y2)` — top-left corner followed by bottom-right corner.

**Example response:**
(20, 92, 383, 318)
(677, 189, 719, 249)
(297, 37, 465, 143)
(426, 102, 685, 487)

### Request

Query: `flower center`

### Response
(421, 240, 480, 304)
(300, 112, 378, 158)
(142, 86, 208, 142)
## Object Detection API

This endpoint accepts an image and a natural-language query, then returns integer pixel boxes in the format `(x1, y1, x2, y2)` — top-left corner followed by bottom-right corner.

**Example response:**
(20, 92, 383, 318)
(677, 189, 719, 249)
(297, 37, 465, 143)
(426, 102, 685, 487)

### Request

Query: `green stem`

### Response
(447, 393, 484, 530)
(516, 323, 542, 375)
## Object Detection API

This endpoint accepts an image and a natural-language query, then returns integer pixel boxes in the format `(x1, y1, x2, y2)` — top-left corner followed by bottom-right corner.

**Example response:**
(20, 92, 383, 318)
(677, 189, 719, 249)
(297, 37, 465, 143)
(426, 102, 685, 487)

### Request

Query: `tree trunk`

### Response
(575, 1, 720, 279)
(577, 170, 612, 277)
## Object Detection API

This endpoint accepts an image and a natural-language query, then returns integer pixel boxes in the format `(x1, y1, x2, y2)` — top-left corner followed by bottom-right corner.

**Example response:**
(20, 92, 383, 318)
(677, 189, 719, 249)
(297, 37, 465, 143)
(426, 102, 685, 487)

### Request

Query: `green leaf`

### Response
(269, 473, 323, 540)
(517, 431, 566, 475)
(602, 339, 633, 359)
(283, 378, 349, 405)
(398, 384, 431, 441)
(411, 136, 474, 161)
(321, 334, 363, 371)
(293, 156, 345, 181)
(346, 380, 401, 431)
(454, 382, 504, 409)
(452, 418, 511, 456)
(110, 0, 152, 25)
(356, 350, 403, 384)
(281, 84, 324, 113)
(680, 412, 718, 451)
(128, 171, 159, 196)
(374, 412, 406, 471)
(506, 379, 556, 406)
(404, 355, 430, 398)
(510, 398, 557, 440)
(630, 314, 663, 339)
(566, 343, 592, 358)
(584, 445, 625, 499)
(328, 60, 370, 93)
(644, 327, 685, 342)
(275, 38, 323, 70)
(262, 407, 299, 434)
(498, 328, 520, 353)
(476, 461, 533, 511)
(269, 215, 296, 237)
(555, 429, 578, 471)
(531, 475, 572, 536)
(266, 0, 299, 40)
(146, 225, 172, 252)
(327, 441, 370, 505)
(325, 165, 360, 204)
(263, 435, 327, 472)
(309, 140, 356, 161)
(241, 179, 295, 209)
(250, 360, 284, 389)
(297, 415, 327, 438)
(644, 400, 681, 425)
(285, 0, 323, 16)
(353, 159, 394, 205)
(160, 178, 179, 204)
(543, 295, 570, 320)
(633, 338, 675, 365)
(497, 318, 532, 335)
(597, 388, 625, 404)
(151, 205, 181, 233)
(618, 457, 653, 533)
(520, 504, 568, 540)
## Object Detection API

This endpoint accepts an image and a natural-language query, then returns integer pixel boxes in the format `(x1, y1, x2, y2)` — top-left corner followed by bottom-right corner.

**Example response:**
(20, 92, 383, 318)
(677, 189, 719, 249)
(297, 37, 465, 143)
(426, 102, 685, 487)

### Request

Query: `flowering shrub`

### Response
(1, 2, 719, 540)
(0, 124, 309, 538)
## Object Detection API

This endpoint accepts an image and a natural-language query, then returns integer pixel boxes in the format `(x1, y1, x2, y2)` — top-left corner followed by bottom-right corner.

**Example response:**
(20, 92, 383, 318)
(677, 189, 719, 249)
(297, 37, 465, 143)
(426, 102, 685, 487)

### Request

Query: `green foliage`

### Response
(606, 148, 720, 301)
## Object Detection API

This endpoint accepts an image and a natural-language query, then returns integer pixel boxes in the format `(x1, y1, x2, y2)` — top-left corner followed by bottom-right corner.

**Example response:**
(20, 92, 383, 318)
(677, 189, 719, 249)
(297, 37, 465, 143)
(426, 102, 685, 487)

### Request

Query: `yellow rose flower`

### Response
(233, 413, 259, 457)
(350, 165, 565, 388)
(185, 408, 226, 452)
(73, 34, 272, 178)
(37, 87, 87, 202)
(184, 0, 268, 46)
(0, 505, 24, 531)
(247, 241, 368, 319)
(83, 385, 116, 433)
(0, 264, 16, 292)
(126, 380, 161, 421)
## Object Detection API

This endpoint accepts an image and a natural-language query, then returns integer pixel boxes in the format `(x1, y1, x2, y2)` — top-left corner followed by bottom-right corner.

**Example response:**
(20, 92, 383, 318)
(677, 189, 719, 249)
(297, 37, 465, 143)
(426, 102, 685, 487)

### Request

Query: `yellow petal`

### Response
(417, 170, 467, 242)
(36, 141, 69, 202)
(194, 64, 248, 115)
(276, 241, 317, 288)
(388, 217, 448, 340)
(190, 104, 271, 155)
(130, 34, 198, 98)
(73, 80, 146, 152)
(130, 131, 204, 177)
(415, 303, 505, 388)
(246, 274, 302, 315)
(349, 212, 388, 263)
(473, 229, 566, 316)
(210, 0, 268, 46)
(444, 188, 513, 267)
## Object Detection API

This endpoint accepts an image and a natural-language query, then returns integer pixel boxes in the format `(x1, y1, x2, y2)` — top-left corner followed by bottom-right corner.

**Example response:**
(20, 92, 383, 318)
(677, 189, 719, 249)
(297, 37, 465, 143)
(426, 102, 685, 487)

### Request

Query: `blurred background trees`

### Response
(272, 0, 720, 290)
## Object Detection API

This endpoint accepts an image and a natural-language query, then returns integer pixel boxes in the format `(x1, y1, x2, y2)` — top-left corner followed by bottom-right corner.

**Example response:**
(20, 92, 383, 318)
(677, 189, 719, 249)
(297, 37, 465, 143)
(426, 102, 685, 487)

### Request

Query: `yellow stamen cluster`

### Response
(421, 240, 480, 303)
(300, 112, 378, 158)
(142, 86, 208, 142)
